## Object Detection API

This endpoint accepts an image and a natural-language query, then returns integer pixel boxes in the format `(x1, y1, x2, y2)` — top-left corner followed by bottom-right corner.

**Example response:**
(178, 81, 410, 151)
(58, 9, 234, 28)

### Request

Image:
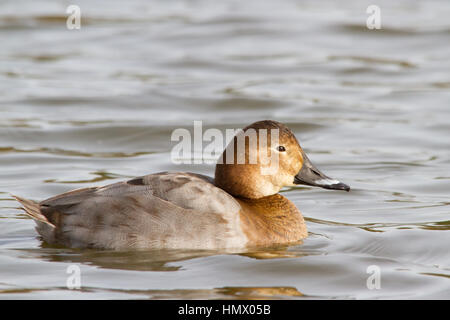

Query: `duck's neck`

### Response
(236, 193, 307, 246)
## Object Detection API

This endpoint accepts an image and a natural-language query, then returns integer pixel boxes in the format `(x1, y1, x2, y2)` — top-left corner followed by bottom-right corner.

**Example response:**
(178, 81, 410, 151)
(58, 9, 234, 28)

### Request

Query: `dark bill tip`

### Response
(321, 181, 351, 192)
(293, 151, 350, 192)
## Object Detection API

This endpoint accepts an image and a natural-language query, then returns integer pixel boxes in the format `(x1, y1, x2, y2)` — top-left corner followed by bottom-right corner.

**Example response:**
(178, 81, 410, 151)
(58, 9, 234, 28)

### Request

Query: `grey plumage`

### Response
(14, 172, 247, 250)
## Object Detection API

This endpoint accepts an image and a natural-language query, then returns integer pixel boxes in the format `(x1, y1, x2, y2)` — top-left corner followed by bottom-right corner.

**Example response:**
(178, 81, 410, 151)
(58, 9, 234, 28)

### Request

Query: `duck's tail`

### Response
(12, 195, 54, 227)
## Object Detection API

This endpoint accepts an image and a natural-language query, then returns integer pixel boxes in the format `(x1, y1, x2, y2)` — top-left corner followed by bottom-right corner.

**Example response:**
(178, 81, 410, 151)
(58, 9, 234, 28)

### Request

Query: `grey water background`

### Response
(1, 0, 449, 299)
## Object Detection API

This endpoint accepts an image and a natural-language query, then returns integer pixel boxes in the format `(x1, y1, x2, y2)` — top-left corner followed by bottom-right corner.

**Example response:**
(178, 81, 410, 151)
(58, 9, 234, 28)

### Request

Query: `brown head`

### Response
(214, 120, 350, 199)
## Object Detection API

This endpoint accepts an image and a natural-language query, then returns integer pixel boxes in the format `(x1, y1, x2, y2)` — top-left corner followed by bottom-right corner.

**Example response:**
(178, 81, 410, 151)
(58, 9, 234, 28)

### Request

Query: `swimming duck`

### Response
(14, 120, 349, 250)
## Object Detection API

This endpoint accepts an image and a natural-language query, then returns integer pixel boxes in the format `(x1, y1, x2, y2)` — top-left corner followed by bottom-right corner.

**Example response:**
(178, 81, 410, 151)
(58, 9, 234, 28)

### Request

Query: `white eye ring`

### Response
(276, 146, 286, 152)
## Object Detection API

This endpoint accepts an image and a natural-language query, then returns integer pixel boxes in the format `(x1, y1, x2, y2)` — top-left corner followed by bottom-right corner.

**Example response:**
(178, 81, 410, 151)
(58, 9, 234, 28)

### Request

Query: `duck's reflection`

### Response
(14, 244, 310, 299)
(217, 286, 303, 299)
(105, 286, 304, 299)
(0, 285, 304, 299)
(18, 242, 310, 272)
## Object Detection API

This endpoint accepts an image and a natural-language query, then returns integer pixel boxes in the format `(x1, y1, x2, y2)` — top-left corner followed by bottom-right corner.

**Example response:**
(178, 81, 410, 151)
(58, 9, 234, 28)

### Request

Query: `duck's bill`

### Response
(293, 153, 350, 192)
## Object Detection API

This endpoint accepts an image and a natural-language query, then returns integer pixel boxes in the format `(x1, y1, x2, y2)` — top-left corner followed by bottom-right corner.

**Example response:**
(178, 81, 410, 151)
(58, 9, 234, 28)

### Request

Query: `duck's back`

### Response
(15, 172, 247, 250)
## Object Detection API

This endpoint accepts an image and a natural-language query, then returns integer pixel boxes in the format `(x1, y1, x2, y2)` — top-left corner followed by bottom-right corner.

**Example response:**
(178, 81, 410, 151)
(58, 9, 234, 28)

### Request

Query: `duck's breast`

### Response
(236, 194, 307, 246)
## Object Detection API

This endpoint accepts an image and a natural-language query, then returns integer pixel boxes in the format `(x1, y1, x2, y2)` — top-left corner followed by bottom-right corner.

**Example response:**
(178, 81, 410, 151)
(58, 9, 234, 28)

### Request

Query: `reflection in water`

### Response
(0, 146, 154, 159)
(109, 286, 304, 299)
(17, 243, 313, 272)
(420, 273, 450, 280)
(19, 247, 214, 271)
(306, 217, 450, 232)
(240, 243, 309, 259)
(44, 170, 128, 184)
(0, 285, 304, 300)
(328, 55, 416, 68)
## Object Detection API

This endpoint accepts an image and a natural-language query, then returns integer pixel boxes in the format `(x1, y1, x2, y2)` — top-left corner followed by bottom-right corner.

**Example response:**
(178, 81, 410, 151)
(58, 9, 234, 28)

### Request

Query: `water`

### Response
(1, 0, 449, 299)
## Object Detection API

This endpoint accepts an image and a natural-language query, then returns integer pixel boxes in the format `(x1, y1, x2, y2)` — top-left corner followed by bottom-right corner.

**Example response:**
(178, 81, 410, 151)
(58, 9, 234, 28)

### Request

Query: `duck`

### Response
(14, 120, 350, 250)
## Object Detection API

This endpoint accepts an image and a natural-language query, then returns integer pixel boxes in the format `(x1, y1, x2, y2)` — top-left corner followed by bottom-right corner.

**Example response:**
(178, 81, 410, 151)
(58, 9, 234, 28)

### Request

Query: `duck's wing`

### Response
(14, 172, 245, 249)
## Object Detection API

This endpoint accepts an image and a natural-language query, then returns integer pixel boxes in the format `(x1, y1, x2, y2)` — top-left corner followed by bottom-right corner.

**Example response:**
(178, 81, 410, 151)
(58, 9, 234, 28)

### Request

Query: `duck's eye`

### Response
(276, 146, 286, 152)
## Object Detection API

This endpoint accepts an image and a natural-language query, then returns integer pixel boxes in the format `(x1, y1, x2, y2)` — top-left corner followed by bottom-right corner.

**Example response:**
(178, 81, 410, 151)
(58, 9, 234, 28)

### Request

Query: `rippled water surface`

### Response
(1, 0, 449, 299)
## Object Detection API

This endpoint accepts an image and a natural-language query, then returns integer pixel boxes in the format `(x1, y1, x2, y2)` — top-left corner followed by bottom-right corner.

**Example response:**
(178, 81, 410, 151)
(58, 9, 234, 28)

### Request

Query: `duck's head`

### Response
(214, 120, 350, 199)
